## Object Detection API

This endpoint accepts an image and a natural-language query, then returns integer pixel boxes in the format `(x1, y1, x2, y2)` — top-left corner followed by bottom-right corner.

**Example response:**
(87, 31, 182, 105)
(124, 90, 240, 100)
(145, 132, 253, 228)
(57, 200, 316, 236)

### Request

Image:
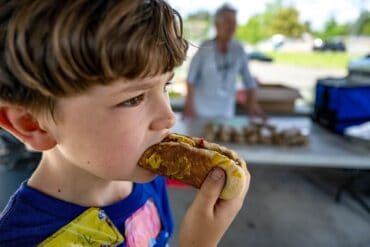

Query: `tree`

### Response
(357, 11, 370, 35)
(236, 14, 269, 44)
(236, 5, 307, 43)
(187, 10, 212, 22)
(269, 7, 307, 38)
(319, 17, 350, 40)
(183, 10, 212, 41)
(265, 0, 284, 13)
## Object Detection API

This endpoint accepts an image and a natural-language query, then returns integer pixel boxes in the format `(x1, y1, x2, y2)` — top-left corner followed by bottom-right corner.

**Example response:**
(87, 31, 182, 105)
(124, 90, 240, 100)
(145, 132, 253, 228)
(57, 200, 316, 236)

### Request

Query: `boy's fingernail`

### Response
(211, 168, 224, 181)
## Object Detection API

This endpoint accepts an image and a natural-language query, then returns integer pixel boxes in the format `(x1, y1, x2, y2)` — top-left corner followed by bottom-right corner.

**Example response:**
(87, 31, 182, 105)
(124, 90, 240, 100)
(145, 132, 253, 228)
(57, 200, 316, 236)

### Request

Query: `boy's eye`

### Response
(117, 81, 172, 107)
(118, 94, 145, 107)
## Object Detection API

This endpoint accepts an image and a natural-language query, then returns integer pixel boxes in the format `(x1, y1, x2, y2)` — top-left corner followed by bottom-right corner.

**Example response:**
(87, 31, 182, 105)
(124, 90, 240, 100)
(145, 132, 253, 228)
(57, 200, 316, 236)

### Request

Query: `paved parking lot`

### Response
(250, 61, 346, 102)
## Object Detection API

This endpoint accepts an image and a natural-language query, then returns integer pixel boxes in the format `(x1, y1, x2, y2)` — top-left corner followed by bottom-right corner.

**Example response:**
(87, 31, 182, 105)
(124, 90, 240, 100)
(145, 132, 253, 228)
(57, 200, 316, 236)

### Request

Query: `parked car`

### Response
(313, 38, 346, 52)
(248, 51, 273, 62)
(347, 53, 370, 85)
(348, 53, 370, 71)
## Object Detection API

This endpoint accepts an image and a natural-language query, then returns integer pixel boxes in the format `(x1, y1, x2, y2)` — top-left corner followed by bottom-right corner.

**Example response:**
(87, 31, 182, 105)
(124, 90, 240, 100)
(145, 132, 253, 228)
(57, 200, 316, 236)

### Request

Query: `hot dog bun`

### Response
(138, 133, 247, 200)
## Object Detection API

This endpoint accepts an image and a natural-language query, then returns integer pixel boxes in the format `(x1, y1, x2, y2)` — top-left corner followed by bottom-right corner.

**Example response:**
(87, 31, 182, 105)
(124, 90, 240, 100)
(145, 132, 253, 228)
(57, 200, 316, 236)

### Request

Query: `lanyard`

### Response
(215, 50, 230, 81)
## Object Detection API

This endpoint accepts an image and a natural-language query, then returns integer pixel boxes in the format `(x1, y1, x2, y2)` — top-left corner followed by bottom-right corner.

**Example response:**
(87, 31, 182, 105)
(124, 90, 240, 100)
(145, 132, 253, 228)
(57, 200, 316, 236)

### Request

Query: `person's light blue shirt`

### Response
(187, 39, 256, 118)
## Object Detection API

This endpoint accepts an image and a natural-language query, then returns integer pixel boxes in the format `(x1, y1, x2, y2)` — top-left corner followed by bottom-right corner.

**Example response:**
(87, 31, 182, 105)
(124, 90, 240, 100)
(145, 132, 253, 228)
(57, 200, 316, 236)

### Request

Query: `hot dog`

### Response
(138, 133, 247, 200)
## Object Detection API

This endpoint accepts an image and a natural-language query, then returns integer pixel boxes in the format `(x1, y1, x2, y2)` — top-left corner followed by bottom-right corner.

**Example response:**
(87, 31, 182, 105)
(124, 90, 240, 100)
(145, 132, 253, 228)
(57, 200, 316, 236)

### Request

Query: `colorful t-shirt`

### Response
(0, 176, 173, 246)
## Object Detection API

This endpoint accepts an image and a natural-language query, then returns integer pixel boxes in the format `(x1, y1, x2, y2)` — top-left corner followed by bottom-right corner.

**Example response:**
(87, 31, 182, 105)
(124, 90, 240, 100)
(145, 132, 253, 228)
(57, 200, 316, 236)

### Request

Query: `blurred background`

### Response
(167, 0, 370, 109)
(165, 0, 370, 246)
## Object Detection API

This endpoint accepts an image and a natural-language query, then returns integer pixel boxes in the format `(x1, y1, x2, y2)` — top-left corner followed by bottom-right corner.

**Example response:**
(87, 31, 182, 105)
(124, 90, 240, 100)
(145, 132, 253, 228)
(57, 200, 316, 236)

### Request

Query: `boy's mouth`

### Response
(143, 132, 172, 153)
(159, 131, 172, 142)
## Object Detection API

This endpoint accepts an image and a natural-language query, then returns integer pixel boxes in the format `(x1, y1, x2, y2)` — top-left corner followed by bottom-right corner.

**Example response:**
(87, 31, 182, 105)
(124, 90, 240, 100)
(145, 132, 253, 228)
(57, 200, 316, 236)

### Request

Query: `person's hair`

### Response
(214, 3, 237, 24)
(0, 0, 188, 115)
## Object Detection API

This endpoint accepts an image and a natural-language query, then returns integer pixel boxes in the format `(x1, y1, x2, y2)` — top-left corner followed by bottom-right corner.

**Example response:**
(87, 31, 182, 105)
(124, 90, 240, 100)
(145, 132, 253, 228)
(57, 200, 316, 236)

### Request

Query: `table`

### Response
(172, 114, 370, 212)
(171, 114, 370, 169)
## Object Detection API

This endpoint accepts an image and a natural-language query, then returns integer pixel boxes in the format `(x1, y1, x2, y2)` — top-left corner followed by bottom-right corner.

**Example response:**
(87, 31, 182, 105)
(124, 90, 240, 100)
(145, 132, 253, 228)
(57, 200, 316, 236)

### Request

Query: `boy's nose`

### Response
(149, 104, 176, 131)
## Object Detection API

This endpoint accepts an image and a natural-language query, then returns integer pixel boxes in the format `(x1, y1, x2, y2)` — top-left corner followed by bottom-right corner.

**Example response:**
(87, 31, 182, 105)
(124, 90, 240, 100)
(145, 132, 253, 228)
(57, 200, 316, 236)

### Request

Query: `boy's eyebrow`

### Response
(121, 72, 175, 93)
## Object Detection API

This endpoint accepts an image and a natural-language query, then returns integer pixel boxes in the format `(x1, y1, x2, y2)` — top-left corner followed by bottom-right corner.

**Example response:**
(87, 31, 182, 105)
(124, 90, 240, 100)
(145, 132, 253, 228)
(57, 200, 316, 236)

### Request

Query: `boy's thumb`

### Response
(194, 168, 226, 207)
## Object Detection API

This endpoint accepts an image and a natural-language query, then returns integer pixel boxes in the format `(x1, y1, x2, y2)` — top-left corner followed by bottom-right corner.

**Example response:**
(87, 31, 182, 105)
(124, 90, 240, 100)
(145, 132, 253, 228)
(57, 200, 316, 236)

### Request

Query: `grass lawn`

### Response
(267, 51, 360, 70)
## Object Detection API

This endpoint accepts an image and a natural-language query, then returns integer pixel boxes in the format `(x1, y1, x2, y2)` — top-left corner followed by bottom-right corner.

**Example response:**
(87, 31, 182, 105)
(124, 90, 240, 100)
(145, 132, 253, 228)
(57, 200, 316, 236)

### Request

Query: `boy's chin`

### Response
(135, 170, 158, 183)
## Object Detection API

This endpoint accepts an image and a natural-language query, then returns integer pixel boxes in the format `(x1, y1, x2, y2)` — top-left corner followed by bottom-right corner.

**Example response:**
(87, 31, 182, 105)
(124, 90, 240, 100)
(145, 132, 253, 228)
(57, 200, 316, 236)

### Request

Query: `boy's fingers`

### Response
(193, 168, 225, 209)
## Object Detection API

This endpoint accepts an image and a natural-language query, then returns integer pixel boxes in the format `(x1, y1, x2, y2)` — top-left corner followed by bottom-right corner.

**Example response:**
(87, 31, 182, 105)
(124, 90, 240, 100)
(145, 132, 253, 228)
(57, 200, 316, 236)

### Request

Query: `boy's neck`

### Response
(28, 153, 133, 207)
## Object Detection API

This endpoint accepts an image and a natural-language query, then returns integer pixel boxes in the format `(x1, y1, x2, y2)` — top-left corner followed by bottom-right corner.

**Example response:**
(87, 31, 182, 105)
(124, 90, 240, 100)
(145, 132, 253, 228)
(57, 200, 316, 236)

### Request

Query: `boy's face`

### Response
(46, 72, 176, 183)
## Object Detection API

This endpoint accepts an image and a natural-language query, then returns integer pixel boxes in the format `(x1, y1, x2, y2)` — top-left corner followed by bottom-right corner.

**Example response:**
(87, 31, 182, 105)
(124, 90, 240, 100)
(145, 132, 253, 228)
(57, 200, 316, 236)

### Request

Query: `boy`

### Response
(0, 0, 250, 246)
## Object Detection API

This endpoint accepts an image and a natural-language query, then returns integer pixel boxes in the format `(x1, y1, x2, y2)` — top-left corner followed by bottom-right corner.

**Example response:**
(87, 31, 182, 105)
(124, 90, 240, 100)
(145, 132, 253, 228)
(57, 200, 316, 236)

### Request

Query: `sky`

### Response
(167, 0, 370, 30)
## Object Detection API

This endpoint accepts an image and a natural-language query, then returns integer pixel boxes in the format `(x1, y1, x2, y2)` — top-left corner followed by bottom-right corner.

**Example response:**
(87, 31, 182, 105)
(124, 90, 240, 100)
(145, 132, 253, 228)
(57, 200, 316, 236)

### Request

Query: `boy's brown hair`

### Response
(0, 0, 188, 114)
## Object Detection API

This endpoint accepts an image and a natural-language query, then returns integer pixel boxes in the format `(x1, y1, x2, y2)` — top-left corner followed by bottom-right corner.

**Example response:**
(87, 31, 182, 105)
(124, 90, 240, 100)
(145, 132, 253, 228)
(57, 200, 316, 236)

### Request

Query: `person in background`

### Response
(0, 0, 250, 246)
(183, 3, 265, 119)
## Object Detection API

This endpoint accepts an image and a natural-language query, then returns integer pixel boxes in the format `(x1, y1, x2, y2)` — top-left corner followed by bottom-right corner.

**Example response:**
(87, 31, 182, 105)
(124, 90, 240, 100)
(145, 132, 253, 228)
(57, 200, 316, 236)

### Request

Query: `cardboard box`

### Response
(236, 84, 301, 114)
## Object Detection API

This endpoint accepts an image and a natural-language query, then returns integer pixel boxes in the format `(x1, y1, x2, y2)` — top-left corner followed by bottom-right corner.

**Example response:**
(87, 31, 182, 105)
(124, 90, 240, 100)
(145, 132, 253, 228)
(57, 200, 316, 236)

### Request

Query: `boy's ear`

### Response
(0, 106, 56, 151)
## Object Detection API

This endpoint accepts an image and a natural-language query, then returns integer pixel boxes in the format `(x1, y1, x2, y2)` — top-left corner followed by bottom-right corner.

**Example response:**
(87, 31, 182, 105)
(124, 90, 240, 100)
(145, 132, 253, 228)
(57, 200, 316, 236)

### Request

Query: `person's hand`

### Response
(245, 87, 267, 120)
(178, 167, 250, 247)
(182, 103, 196, 119)
(183, 83, 196, 119)
(247, 102, 267, 120)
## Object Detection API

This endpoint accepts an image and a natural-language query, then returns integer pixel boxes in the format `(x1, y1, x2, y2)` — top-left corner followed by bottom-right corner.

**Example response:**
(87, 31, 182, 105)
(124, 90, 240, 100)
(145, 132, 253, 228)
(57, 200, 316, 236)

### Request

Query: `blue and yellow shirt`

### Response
(0, 176, 173, 246)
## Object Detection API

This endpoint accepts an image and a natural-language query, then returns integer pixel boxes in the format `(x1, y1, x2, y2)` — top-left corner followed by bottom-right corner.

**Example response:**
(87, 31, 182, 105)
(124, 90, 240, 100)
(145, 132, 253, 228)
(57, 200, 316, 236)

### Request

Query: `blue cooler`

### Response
(312, 78, 370, 134)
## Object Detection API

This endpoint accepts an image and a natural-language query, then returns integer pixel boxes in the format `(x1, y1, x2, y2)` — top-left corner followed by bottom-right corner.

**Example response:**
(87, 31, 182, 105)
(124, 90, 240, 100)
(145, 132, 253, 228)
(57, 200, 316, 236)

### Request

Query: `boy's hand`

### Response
(179, 167, 250, 247)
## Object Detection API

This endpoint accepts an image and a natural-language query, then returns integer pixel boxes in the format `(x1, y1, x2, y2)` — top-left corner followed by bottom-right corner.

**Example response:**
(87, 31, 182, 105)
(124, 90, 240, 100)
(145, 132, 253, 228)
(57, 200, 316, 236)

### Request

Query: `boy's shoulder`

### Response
(0, 181, 85, 245)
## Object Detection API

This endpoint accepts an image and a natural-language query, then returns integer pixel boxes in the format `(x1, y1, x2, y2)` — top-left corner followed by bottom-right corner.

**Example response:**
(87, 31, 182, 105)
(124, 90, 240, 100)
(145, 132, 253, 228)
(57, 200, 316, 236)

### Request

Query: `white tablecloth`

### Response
(171, 114, 370, 169)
